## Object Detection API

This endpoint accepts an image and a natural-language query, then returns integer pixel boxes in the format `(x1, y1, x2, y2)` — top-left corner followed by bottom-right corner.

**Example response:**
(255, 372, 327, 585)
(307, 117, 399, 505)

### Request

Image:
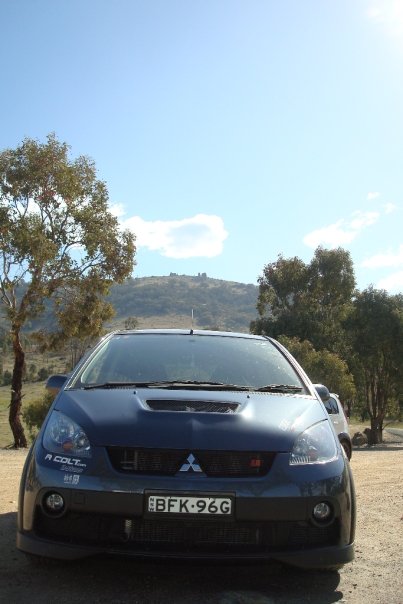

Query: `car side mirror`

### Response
(46, 374, 68, 396)
(313, 383, 330, 403)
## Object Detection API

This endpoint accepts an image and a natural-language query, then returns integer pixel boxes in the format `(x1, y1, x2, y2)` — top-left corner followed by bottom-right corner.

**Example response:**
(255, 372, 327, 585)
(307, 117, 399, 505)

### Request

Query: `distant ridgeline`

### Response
(108, 274, 258, 332)
(1, 275, 259, 335)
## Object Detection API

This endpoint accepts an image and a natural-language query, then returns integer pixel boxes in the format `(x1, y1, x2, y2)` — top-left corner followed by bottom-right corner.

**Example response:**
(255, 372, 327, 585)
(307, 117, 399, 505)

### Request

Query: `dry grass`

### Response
(107, 314, 218, 331)
(349, 419, 403, 432)
(0, 382, 48, 448)
(348, 419, 403, 446)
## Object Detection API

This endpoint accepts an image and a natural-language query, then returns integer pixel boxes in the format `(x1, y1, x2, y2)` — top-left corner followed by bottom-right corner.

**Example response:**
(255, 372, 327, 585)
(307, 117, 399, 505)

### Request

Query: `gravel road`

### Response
(1, 442, 402, 604)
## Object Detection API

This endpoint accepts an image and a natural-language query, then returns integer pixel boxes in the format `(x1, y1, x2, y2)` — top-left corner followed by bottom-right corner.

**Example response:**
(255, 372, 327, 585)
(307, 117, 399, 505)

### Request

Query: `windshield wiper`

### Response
(82, 381, 156, 390)
(82, 381, 303, 393)
(81, 380, 244, 390)
(161, 381, 304, 393)
(135, 380, 252, 391)
(256, 384, 304, 393)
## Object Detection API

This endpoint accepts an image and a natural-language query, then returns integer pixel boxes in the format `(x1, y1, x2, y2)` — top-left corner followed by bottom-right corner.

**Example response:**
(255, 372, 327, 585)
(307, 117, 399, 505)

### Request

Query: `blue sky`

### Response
(1, 0, 402, 292)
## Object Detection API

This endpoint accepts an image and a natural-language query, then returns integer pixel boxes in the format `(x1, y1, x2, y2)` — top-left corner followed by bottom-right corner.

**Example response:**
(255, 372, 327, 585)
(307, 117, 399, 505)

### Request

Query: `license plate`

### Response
(147, 494, 233, 515)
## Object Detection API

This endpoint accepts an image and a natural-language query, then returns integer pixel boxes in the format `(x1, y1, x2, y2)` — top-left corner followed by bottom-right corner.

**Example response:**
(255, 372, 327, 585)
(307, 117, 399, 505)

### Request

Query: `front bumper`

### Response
(17, 445, 355, 569)
(17, 528, 354, 569)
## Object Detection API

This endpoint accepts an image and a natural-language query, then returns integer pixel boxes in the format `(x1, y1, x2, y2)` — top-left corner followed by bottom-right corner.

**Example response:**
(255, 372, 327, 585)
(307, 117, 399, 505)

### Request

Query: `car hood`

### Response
(53, 388, 328, 451)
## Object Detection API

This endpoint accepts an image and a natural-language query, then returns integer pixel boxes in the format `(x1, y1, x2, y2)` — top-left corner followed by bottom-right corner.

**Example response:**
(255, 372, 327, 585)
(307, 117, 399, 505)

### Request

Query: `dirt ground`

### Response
(0, 437, 402, 604)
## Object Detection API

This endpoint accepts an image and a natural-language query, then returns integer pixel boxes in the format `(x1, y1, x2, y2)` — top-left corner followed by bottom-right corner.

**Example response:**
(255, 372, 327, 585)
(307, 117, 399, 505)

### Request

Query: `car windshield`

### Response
(70, 332, 306, 392)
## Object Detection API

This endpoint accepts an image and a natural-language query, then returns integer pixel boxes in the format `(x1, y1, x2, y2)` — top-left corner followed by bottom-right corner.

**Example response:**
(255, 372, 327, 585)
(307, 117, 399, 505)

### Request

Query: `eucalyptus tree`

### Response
(251, 247, 356, 356)
(279, 336, 356, 403)
(0, 134, 136, 447)
(346, 287, 403, 443)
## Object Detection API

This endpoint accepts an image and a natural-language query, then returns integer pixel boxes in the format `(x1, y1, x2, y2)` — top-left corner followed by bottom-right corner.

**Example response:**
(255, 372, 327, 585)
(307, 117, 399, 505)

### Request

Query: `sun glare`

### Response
(367, 0, 403, 37)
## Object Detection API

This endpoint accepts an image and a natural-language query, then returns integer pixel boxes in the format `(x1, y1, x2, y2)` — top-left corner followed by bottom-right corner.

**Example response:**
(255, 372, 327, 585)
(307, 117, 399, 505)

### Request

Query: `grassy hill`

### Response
(107, 274, 258, 333)
(0, 274, 259, 446)
(0, 273, 259, 392)
(1, 274, 259, 335)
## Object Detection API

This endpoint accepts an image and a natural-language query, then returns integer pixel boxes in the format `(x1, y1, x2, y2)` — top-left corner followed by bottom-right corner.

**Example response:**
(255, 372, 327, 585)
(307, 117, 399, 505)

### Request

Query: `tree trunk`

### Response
(9, 328, 28, 448)
(369, 417, 383, 445)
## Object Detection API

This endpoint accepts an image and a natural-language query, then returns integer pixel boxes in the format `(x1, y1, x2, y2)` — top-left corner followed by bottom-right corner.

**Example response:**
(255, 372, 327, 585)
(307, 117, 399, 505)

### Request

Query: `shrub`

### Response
(23, 391, 55, 439)
(37, 367, 50, 381)
(2, 369, 12, 386)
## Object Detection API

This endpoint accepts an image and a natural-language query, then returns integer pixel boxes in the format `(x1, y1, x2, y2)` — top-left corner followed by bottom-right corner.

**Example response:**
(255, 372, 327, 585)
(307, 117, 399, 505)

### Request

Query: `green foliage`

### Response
(279, 336, 356, 401)
(345, 287, 403, 441)
(124, 316, 138, 330)
(37, 367, 50, 381)
(22, 391, 54, 438)
(0, 133, 136, 336)
(27, 363, 37, 381)
(252, 247, 355, 356)
(253, 249, 403, 443)
(2, 369, 12, 386)
(0, 133, 136, 446)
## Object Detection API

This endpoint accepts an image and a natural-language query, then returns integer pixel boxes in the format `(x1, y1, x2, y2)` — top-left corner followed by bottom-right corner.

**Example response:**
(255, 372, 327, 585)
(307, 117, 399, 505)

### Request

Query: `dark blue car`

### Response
(18, 330, 355, 569)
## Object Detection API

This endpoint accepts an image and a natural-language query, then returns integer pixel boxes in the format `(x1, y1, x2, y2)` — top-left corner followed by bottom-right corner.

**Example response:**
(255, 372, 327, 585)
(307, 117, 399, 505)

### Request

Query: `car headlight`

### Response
(43, 411, 92, 458)
(290, 421, 338, 465)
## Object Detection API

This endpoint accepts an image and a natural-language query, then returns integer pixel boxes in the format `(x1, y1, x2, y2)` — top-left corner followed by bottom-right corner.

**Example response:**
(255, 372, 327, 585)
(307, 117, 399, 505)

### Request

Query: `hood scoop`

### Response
(145, 399, 240, 413)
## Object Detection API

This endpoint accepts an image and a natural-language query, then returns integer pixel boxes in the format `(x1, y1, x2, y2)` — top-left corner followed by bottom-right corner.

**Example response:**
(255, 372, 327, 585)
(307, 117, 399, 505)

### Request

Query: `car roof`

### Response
(110, 329, 267, 340)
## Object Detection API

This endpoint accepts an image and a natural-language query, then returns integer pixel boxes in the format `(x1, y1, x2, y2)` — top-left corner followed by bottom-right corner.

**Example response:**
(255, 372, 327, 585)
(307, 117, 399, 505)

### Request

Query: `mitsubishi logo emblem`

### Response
(179, 453, 202, 473)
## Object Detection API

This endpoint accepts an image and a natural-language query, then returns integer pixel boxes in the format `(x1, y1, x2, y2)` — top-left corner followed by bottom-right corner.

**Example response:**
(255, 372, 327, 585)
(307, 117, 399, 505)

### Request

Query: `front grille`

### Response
(107, 448, 275, 477)
(146, 400, 240, 413)
(35, 510, 339, 554)
(127, 520, 256, 547)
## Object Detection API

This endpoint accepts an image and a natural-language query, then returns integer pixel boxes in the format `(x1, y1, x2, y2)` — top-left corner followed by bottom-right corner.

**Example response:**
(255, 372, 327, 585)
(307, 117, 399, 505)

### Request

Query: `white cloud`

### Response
(122, 213, 228, 259)
(366, 1, 403, 36)
(383, 202, 397, 214)
(109, 203, 126, 218)
(361, 244, 403, 268)
(361, 244, 403, 294)
(376, 271, 403, 293)
(303, 221, 356, 248)
(349, 210, 379, 230)
(303, 211, 380, 249)
(366, 193, 398, 215)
